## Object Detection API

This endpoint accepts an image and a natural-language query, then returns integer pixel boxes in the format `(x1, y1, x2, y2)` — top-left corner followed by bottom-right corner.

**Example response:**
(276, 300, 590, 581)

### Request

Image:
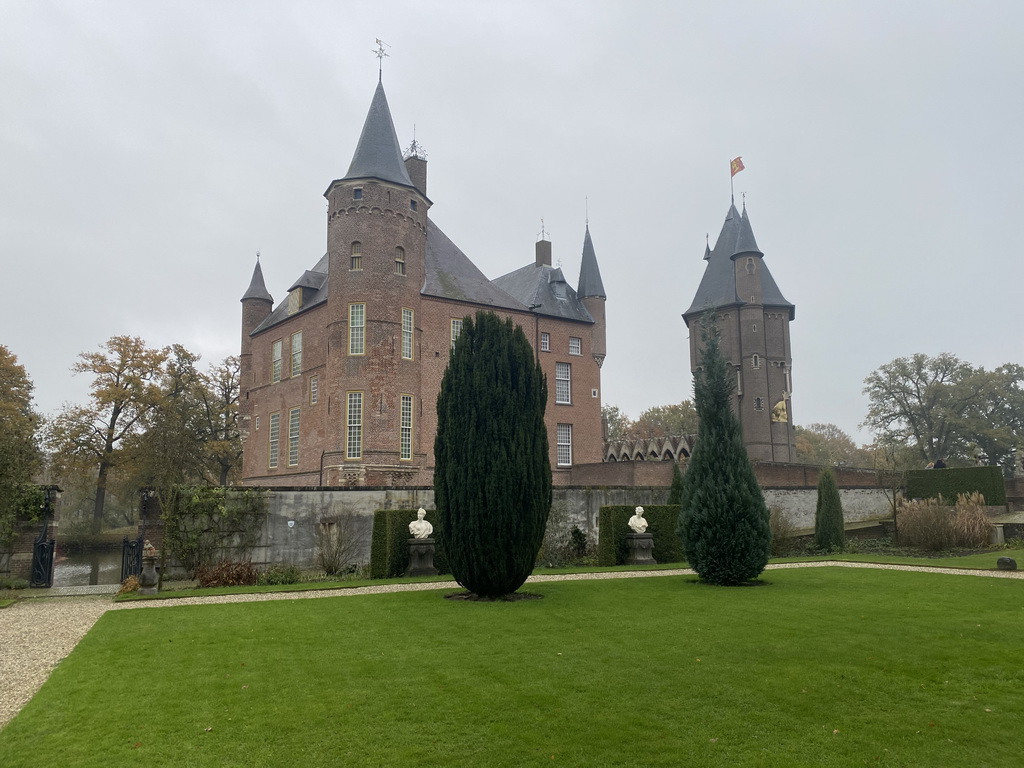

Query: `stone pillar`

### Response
(625, 532, 656, 565)
(406, 538, 437, 577)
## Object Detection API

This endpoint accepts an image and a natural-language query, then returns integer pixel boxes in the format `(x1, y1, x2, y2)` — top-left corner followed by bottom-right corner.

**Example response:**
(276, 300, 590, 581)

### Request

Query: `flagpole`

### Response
(730, 159, 734, 204)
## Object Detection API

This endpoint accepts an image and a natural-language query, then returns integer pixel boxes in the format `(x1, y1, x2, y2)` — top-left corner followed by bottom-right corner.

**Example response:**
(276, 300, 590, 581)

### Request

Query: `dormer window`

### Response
(353, 188, 363, 200)
(287, 288, 302, 315)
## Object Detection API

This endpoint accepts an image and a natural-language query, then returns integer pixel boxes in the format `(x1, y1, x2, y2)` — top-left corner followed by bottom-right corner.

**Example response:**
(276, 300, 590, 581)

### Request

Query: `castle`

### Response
(239, 78, 607, 487)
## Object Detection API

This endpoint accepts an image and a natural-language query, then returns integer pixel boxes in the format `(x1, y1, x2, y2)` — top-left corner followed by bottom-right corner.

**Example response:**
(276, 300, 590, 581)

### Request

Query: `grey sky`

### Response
(2, 1, 1021, 444)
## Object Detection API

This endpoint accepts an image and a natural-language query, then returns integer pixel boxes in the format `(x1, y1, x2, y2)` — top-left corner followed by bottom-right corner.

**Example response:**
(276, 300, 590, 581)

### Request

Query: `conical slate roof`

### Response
(577, 225, 606, 299)
(683, 203, 794, 321)
(241, 259, 273, 303)
(342, 80, 414, 187)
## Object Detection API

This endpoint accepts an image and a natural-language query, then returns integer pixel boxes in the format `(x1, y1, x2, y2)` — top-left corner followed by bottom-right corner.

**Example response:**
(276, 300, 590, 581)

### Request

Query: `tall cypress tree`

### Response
(434, 311, 552, 597)
(814, 467, 846, 551)
(678, 321, 771, 585)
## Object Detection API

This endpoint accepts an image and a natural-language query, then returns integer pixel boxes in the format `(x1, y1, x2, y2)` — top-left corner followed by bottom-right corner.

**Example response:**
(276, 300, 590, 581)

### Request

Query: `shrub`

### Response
(193, 560, 258, 588)
(897, 497, 954, 551)
(116, 575, 140, 596)
(316, 510, 369, 576)
(434, 312, 551, 597)
(769, 507, 797, 557)
(678, 322, 771, 585)
(951, 492, 992, 548)
(257, 563, 303, 585)
(163, 487, 267, 572)
(906, 466, 1005, 505)
(0, 576, 29, 590)
(814, 468, 845, 551)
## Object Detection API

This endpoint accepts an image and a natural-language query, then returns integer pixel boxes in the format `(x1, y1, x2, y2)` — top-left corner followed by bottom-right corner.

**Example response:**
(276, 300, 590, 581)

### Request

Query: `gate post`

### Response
(29, 485, 61, 588)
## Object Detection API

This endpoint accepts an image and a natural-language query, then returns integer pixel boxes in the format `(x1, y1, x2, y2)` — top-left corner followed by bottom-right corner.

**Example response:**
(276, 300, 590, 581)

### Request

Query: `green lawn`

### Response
(1, 568, 1022, 767)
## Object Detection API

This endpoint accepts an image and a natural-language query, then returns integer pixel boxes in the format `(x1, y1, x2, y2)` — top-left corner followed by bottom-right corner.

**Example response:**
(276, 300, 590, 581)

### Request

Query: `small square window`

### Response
(353, 188, 363, 200)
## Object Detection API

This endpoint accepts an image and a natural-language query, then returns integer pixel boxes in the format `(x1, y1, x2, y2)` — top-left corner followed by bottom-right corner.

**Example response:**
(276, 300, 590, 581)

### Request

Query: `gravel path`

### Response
(2, 561, 1021, 730)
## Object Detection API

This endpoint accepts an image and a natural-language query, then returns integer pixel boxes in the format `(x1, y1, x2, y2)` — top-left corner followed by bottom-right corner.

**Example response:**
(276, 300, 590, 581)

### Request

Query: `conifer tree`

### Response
(434, 312, 551, 597)
(668, 460, 684, 505)
(814, 467, 845, 551)
(678, 321, 771, 585)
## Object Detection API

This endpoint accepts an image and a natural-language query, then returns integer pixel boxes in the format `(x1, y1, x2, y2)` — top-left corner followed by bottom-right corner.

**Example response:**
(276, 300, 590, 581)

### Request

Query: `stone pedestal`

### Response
(139, 556, 159, 595)
(406, 538, 438, 577)
(625, 532, 656, 565)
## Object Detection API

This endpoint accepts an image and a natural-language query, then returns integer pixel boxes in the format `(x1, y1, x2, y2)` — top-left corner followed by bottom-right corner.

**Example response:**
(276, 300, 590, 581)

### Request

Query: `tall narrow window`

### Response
(291, 332, 303, 377)
(569, 337, 582, 356)
(401, 308, 414, 359)
(349, 303, 365, 355)
(394, 246, 406, 276)
(751, 353, 760, 369)
(450, 318, 463, 349)
(288, 407, 300, 466)
(309, 375, 319, 405)
(555, 362, 571, 404)
(268, 413, 280, 469)
(271, 340, 283, 383)
(400, 394, 413, 460)
(346, 392, 363, 459)
(350, 242, 362, 271)
(557, 424, 573, 467)
(540, 332, 550, 352)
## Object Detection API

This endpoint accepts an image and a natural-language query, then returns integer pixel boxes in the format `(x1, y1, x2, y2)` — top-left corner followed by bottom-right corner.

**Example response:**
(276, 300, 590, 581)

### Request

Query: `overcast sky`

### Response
(2, 1, 1021, 444)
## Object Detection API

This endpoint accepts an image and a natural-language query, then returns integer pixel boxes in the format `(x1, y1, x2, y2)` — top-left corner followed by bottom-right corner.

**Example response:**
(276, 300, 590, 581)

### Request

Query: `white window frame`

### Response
(450, 318, 463, 350)
(557, 424, 573, 467)
(540, 332, 550, 352)
(309, 375, 319, 405)
(291, 331, 303, 377)
(394, 246, 406, 276)
(400, 394, 413, 461)
(268, 412, 280, 469)
(555, 362, 571, 404)
(569, 337, 582, 356)
(346, 392, 363, 459)
(288, 407, 300, 467)
(349, 303, 365, 356)
(271, 340, 283, 383)
(401, 308, 414, 360)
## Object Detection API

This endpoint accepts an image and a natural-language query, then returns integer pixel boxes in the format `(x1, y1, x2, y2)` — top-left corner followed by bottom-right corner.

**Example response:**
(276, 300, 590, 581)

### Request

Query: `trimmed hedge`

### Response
(369, 509, 449, 579)
(906, 467, 1005, 506)
(597, 505, 685, 566)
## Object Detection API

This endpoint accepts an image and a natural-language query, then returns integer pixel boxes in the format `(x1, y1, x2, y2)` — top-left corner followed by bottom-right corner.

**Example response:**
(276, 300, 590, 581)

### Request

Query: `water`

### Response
(53, 550, 123, 586)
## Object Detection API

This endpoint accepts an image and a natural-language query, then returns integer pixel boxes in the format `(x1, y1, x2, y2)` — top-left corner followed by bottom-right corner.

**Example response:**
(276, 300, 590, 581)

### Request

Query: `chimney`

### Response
(404, 156, 427, 196)
(535, 239, 552, 267)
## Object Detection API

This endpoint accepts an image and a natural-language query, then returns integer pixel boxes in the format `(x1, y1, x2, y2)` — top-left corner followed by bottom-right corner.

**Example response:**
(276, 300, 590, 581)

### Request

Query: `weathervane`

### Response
(373, 38, 390, 79)
(585, 196, 589, 226)
(538, 217, 547, 241)
(404, 124, 427, 161)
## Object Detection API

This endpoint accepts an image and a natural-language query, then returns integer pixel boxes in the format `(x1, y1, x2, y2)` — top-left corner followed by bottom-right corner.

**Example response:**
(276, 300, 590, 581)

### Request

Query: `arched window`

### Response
(394, 246, 406, 276)
(751, 353, 761, 369)
(350, 242, 362, 271)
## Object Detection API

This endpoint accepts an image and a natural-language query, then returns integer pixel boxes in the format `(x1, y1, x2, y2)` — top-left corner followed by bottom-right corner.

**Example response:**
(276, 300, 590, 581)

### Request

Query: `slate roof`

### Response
(340, 80, 414, 188)
(493, 254, 595, 323)
(251, 253, 328, 335)
(241, 259, 273, 302)
(577, 225, 606, 299)
(683, 204, 794, 321)
(422, 221, 525, 310)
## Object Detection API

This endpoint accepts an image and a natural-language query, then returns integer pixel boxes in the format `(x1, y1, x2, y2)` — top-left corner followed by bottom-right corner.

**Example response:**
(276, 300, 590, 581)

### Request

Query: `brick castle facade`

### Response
(239, 79, 606, 487)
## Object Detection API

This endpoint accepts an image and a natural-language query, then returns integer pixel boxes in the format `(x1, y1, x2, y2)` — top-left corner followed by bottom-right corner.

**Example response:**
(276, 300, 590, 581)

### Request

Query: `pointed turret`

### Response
(577, 225, 607, 368)
(577, 225, 606, 299)
(342, 80, 414, 188)
(241, 258, 273, 303)
(733, 206, 762, 257)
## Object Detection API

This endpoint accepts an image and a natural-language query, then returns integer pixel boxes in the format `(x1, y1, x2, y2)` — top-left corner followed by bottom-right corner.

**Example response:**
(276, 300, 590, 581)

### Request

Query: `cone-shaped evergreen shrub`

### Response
(814, 467, 845, 551)
(677, 322, 771, 585)
(434, 312, 552, 597)
(668, 460, 685, 505)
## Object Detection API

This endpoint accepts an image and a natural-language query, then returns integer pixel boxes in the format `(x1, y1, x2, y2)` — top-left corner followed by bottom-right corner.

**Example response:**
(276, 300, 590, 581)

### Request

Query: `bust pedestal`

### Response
(625, 532, 656, 565)
(406, 538, 438, 577)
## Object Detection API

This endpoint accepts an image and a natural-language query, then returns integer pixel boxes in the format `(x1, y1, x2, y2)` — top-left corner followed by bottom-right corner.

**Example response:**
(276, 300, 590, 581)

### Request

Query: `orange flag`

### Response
(730, 156, 745, 177)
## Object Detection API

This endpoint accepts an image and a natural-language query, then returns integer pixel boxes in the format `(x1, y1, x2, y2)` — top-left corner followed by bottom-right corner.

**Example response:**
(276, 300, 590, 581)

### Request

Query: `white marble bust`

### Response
(628, 506, 649, 534)
(409, 507, 433, 539)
